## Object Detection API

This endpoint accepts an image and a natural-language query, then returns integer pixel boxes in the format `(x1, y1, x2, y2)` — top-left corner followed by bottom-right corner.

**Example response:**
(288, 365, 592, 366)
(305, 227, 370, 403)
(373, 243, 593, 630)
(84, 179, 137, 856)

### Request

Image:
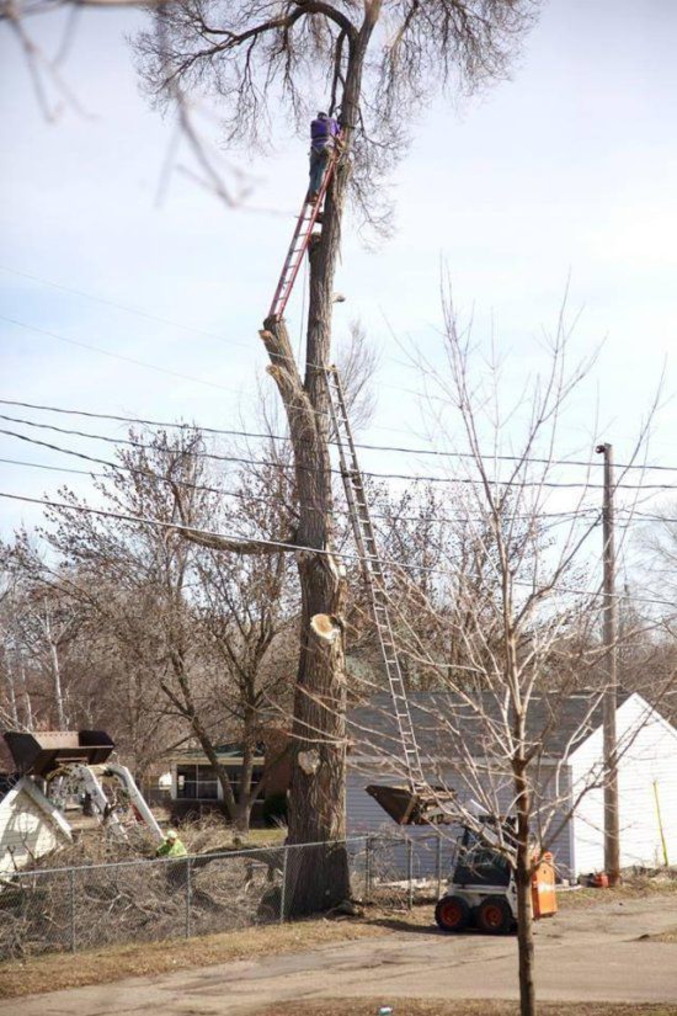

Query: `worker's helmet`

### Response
(166, 829, 178, 840)
(317, 111, 328, 119)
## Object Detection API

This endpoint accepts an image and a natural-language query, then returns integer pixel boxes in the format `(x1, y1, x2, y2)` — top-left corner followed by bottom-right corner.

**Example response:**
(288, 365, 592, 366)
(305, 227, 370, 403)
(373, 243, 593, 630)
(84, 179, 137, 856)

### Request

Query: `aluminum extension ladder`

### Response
(324, 365, 428, 796)
(267, 152, 339, 323)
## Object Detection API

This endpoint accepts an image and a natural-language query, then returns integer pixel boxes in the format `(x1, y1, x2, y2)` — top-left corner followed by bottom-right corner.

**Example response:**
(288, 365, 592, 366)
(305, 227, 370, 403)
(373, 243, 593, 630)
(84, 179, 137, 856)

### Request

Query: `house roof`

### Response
(347, 688, 638, 764)
(169, 742, 266, 765)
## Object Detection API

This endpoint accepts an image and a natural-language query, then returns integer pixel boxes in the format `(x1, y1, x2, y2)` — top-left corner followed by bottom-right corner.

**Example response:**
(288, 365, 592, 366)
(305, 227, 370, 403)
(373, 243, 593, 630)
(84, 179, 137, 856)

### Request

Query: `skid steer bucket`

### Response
(366, 784, 457, 825)
(4, 730, 115, 777)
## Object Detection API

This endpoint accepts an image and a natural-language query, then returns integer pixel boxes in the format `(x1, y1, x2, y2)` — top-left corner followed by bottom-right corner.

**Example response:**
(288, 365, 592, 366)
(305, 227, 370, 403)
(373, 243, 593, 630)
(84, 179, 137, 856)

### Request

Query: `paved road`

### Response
(5, 896, 677, 1015)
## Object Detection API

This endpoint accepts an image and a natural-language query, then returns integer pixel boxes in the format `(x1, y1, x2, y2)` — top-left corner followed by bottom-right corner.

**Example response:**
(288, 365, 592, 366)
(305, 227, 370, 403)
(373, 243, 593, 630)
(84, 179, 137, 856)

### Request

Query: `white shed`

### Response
(0, 776, 73, 874)
(570, 692, 677, 871)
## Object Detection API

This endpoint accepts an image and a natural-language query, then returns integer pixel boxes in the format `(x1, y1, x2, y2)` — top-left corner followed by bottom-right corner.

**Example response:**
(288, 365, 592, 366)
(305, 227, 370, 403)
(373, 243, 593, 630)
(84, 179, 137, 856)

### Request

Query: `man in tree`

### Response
(309, 111, 341, 201)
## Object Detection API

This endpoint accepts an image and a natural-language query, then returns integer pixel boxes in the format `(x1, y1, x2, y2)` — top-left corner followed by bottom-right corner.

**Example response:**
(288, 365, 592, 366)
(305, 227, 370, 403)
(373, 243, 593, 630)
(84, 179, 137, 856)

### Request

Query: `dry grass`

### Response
(2, 875, 676, 1001)
(254, 1003, 677, 1016)
(0, 912, 392, 999)
(556, 873, 677, 911)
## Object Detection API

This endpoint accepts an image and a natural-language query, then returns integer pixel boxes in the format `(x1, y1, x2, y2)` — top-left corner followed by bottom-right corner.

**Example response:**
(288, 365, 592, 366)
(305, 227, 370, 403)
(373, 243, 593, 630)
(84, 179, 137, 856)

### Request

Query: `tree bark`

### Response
(257, 16, 380, 913)
(3, 650, 20, 727)
(514, 760, 536, 1016)
(49, 636, 66, 729)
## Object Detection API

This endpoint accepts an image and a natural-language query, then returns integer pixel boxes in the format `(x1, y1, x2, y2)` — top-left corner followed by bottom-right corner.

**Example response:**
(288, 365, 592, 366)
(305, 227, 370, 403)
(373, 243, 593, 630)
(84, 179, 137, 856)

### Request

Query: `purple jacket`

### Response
(310, 115, 340, 153)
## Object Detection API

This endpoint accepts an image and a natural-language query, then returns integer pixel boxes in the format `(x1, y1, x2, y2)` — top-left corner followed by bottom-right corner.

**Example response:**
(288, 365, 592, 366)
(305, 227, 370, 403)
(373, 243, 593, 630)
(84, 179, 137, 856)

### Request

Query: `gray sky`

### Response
(1, 0, 675, 553)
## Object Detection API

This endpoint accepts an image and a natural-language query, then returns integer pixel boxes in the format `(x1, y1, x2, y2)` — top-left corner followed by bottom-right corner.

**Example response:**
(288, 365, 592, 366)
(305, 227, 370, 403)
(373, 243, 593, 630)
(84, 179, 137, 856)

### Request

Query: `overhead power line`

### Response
(1, 489, 675, 611)
(0, 314, 244, 396)
(2, 411, 676, 491)
(0, 264, 481, 412)
(2, 397, 676, 474)
(0, 454, 604, 529)
(0, 264, 232, 346)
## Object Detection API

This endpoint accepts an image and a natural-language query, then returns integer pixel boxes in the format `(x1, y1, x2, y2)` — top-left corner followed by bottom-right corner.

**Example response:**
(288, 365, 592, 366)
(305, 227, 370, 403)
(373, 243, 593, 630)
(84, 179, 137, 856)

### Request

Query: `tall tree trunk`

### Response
(235, 716, 258, 834)
(19, 652, 33, 729)
(514, 759, 536, 1016)
(49, 639, 66, 729)
(163, 660, 239, 820)
(258, 16, 380, 915)
(3, 649, 19, 727)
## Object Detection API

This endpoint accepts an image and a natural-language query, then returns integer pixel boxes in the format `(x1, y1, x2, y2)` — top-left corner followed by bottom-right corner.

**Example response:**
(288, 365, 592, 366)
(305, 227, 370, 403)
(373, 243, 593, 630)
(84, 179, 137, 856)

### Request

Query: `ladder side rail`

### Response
(270, 154, 339, 321)
(275, 156, 337, 319)
(325, 372, 372, 566)
(326, 366, 427, 789)
(268, 207, 312, 320)
(366, 578, 427, 785)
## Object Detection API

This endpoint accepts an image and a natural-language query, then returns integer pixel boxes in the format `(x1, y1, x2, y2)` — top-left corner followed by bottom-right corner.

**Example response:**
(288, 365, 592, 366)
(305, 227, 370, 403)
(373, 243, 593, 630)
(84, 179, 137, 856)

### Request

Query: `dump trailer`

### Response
(434, 822, 557, 935)
(2, 730, 164, 845)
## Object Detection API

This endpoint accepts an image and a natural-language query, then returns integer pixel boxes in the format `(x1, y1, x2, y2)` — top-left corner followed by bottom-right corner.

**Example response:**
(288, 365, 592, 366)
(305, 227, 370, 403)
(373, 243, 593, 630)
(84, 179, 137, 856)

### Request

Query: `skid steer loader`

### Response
(434, 821, 556, 935)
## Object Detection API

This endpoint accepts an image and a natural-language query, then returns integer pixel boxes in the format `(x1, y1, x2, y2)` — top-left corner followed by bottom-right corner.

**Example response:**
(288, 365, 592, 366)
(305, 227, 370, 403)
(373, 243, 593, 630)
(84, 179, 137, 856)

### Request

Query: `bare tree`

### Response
(344, 302, 673, 1016)
(31, 426, 299, 830)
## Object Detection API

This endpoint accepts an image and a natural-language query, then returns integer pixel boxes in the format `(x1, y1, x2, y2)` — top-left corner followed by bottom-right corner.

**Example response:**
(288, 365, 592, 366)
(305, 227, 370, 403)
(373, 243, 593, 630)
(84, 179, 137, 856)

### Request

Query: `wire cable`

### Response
(0, 451, 604, 528)
(2, 412, 676, 491)
(1, 489, 674, 610)
(2, 397, 676, 474)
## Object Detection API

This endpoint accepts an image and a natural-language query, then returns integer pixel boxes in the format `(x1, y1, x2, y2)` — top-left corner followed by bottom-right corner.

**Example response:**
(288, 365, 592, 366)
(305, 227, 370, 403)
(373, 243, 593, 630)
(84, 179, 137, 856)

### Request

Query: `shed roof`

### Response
(347, 689, 639, 763)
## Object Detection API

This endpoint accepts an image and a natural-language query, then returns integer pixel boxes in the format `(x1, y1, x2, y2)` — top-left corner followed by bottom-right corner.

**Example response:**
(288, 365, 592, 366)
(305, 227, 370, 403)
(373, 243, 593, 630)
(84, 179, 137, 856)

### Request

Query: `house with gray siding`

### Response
(346, 691, 677, 880)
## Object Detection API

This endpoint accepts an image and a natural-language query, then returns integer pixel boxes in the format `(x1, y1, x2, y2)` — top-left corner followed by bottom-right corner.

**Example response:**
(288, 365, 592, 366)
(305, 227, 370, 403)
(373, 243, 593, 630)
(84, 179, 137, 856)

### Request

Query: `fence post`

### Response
(279, 846, 288, 925)
(436, 834, 442, 898)
(69, 869, 76, 953)
(365, 835, 372, 901)
(407, 838, 413, 910)
(185, 857, 192, 939)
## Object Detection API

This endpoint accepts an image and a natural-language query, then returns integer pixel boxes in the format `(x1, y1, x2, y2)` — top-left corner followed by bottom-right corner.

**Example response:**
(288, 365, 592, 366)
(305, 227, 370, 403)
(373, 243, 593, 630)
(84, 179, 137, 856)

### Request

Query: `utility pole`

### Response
(596, 442, 620, 886)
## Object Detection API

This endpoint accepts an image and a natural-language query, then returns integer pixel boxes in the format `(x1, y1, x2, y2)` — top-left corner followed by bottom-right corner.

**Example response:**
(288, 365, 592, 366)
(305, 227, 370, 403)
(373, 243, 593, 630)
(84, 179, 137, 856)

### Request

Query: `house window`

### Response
(224, 766, 263, 796)
(176, 764, 219, 800)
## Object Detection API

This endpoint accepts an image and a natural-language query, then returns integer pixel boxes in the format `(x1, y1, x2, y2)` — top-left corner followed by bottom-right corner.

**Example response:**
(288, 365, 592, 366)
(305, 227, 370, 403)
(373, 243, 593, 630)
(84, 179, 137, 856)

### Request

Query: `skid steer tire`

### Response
(434, 894, 470, 933)
(475, 895, 513, 935)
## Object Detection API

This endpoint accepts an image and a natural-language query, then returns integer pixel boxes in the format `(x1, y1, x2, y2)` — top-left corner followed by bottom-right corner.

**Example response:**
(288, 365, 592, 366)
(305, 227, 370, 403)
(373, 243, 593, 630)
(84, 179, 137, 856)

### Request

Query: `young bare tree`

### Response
(131, 0, 539, 911)
(345, 303, 674, 1016)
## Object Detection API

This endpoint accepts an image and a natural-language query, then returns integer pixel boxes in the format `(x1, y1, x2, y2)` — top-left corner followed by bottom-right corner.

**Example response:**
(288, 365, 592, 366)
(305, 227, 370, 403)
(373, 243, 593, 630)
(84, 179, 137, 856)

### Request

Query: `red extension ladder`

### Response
(267, 153, 338, 323)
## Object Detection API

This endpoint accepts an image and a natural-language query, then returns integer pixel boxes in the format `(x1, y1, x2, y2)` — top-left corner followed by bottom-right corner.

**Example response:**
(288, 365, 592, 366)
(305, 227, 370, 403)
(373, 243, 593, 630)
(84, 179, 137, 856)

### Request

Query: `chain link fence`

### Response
(0, 832, 458, 960)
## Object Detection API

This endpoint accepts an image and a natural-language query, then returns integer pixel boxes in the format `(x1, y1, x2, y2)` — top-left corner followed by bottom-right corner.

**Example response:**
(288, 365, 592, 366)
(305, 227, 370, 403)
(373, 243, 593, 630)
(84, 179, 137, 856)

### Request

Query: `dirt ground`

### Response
(256, 1004, 676, 1016)
(1, 879, 676, 1014)
(2, 874, 675, 1001)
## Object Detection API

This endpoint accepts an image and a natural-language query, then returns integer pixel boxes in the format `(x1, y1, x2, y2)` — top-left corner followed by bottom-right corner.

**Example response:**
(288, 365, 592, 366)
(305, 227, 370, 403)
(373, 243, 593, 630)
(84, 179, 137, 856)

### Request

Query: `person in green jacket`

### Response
(156, 828, 187, 858)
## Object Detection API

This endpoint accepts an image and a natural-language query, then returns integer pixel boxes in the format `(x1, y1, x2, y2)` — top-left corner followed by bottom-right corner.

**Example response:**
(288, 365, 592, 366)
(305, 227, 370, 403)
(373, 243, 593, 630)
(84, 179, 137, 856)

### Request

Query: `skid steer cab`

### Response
(434, 824, 556, 935)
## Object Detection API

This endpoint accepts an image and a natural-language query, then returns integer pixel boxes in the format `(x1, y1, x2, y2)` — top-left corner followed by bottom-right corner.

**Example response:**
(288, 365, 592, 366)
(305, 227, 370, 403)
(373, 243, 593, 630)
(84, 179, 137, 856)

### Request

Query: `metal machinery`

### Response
(434, 820, 557, 935)
(3, 730, 164, 845)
